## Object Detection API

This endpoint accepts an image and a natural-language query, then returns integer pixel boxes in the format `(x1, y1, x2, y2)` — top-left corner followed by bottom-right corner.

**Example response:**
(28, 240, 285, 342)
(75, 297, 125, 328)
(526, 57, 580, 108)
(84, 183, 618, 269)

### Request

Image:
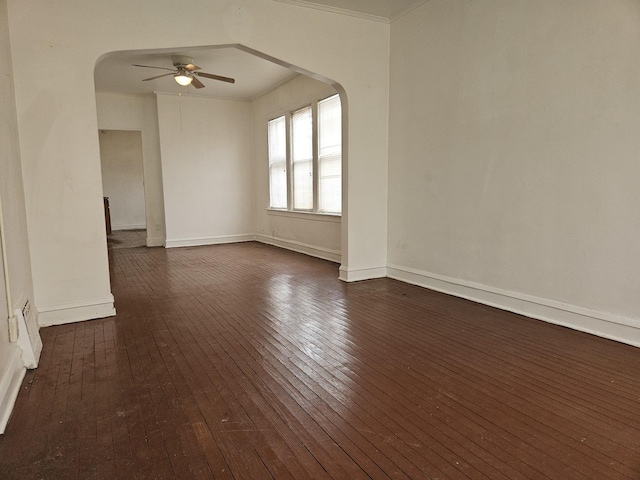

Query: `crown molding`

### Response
(273, 0, 431, 24)
(272, 0, 390, 24)
(390, 0, 430, 23)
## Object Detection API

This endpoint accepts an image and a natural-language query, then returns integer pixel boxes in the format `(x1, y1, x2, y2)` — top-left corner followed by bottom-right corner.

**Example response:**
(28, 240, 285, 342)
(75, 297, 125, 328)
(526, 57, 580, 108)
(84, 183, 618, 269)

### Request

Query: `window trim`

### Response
(266, 208, 341, 222)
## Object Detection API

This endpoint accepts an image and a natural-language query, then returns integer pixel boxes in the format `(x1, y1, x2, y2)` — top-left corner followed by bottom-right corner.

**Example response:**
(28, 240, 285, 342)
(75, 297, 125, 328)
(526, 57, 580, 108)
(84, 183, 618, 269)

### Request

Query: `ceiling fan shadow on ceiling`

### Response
(132, 55, 235, 89)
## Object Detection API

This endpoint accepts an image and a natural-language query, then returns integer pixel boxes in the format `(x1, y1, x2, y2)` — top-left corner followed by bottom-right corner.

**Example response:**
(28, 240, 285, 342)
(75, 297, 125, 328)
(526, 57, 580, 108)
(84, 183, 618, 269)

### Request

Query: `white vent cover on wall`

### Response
(16, 300, 41, 369)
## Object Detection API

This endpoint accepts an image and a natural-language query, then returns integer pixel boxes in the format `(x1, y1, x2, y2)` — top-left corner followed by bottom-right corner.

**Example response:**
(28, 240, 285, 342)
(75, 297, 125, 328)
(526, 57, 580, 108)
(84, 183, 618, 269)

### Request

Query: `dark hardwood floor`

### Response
(1, 235, 640, 479)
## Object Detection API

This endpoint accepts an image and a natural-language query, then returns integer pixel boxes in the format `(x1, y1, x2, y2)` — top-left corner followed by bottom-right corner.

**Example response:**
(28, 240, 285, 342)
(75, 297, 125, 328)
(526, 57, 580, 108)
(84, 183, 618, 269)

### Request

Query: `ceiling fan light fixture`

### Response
(134, 58, 235, 89)
(174, 73, 193, 86)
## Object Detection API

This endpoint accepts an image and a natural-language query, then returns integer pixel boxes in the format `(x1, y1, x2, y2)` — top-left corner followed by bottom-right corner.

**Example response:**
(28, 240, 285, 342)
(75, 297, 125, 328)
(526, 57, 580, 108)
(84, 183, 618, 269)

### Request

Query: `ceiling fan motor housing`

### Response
(171, 55, 196, 69)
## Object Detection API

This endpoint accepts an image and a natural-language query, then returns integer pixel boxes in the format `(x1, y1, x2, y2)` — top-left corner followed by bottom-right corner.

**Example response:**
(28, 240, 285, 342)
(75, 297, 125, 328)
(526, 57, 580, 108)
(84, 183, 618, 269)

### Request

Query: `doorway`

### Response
(99, 129, 147, 248)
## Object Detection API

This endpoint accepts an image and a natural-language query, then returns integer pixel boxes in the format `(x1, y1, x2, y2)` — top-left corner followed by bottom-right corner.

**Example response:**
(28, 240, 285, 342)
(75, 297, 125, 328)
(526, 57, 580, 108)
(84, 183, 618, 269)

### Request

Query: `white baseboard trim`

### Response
(112, 224, 146, 231)
(38, 295, 116, 327)
(255, 234, 341, 263)
(146, 236, 164, 247)
(165, 234, 255, 249)
(339, 265, 388, 282)
(0, 346, 26, 434)
(387, 264, 640, 349)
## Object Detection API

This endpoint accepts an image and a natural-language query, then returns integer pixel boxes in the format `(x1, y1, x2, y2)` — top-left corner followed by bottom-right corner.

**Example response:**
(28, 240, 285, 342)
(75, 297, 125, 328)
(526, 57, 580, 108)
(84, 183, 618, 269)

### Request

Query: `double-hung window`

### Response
(267, 94, 342, 215)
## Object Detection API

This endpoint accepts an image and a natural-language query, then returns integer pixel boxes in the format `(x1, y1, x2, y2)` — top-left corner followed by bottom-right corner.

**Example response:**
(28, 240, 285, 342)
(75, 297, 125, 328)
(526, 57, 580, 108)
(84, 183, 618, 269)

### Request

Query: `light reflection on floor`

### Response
(264, 272, 359, 401)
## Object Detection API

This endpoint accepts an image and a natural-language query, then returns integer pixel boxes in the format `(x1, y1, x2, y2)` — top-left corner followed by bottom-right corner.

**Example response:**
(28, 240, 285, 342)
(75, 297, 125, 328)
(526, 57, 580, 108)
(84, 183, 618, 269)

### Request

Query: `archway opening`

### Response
(94, 44, 348, 272)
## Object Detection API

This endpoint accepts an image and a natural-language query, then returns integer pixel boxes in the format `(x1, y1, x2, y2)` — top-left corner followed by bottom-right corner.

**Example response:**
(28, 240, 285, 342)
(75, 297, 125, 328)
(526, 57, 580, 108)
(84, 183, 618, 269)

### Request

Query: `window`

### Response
(267, 94, 342, 215)
(318, 95, 342, 214)
(267, 116, 287, 209)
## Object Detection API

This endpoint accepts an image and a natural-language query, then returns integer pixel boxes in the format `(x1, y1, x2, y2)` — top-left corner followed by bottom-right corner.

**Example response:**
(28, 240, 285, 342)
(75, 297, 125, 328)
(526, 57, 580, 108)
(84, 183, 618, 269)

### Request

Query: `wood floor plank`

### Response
(328, 298, 628, 478)
(2, 234, 640, 479)
(186, 304, 396, 480)
(343, 295, 640, 477)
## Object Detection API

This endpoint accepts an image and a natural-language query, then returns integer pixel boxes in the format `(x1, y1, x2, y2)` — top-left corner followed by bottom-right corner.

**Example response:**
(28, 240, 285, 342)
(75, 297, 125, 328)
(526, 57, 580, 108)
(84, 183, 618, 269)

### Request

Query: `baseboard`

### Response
(255, 234, 341, 263)
(165, 234, 255, 248)
(112, 224, 146, 231)
(146, 236, 164, 247)
(339, 265, 388, 282)
(0, 346, 26, 434)
(37, 295, 116, 327)
(387, 264, 640, 349)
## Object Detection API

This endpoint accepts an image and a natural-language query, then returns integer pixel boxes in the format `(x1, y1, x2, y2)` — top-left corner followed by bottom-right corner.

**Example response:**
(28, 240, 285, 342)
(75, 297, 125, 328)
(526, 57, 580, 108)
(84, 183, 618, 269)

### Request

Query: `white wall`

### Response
(157, 93, 254, 247)
(6, 0, 389, 325)
(0, 0, 41, 433)
(99, 130, 146, 231)
(96, 93, 165, 246)
(252, 75, 341, 262)
(388, 0, 640, 346)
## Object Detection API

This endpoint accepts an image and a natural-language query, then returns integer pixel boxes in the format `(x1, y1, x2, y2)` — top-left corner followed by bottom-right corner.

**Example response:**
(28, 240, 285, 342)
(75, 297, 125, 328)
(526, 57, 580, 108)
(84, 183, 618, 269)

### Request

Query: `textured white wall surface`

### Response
(388, 0, 640, 344)
(157, 94, 254, 246)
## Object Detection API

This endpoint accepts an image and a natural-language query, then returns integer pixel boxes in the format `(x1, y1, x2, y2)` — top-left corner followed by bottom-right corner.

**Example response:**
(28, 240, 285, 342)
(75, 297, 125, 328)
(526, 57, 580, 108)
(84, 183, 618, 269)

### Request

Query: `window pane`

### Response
(269, 162, 287, 209)
(291, 106, 313, 210)
(293, 159, 312, 210)
(268, 116, 287, 209)
(318, 95, 342, 214)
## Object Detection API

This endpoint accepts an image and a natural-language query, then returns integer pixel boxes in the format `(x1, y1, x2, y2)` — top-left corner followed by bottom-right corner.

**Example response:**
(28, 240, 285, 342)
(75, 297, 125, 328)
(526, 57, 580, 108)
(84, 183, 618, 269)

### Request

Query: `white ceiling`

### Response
(94, 2, 425, 99)
(94, 46, 299, 100)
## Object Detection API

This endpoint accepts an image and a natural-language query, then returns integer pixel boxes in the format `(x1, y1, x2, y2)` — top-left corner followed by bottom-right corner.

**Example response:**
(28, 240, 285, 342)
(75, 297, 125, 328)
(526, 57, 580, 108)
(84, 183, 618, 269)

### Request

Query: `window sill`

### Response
(266, 209, 341, 223)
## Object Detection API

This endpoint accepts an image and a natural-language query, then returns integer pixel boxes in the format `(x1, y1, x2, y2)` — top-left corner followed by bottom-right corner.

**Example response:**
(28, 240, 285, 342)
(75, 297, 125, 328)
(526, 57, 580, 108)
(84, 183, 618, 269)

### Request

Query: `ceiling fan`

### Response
(132, 55, 235, 89)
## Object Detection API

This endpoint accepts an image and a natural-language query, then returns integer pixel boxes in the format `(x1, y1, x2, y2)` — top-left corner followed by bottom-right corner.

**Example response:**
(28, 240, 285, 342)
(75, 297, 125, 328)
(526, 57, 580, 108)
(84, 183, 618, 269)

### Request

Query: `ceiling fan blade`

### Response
(184, 64, 201, 72)
(190, 76, 205, 89)
(142, 73, 174, 81)
(132, 64, 176, 72)
(194, 72, 235, 84)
